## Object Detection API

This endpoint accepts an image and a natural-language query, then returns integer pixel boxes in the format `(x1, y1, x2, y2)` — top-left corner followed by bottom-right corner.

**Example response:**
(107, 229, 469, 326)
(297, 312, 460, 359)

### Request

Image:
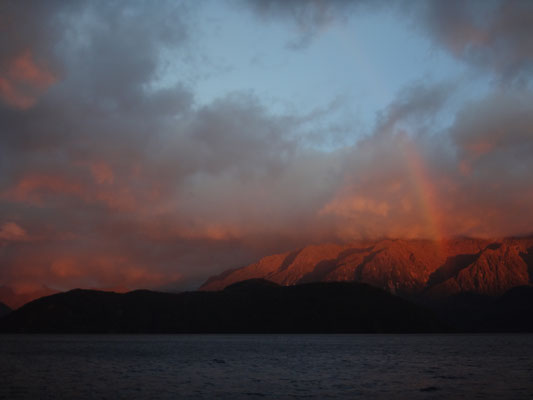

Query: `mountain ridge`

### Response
(200, 237, 533, 299)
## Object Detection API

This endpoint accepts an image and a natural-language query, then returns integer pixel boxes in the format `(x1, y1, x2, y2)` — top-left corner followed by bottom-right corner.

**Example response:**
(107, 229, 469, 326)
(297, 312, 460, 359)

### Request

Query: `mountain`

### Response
(0, 285, 59, 309)
(0, 281, 444, 333)
(0, 302, 11, 318)
(200, 238, 533, 300)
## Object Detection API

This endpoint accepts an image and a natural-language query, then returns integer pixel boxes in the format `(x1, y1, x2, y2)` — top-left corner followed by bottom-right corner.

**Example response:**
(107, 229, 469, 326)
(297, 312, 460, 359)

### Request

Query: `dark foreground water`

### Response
(1, 334, 532, 399)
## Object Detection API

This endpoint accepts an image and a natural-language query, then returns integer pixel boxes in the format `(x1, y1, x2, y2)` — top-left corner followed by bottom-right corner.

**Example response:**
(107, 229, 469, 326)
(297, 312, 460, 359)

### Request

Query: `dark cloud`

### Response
(416, 0, 533, 82)
(244, 0, 533, 82)
(240, 0, 386, 49)
(373, 81, 456, 136)
(0, 0, 345, 292)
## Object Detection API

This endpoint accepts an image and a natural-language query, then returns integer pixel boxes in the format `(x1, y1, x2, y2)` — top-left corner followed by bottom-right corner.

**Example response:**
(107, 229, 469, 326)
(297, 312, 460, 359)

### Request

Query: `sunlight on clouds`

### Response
(0, 222, 29, 242)
(0, 50, 56, 109)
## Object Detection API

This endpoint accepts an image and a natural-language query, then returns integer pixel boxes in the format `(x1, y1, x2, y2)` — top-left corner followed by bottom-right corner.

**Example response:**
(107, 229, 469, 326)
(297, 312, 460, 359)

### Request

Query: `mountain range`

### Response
(1, 236, 532, 333)
(200, 237, 533, 301)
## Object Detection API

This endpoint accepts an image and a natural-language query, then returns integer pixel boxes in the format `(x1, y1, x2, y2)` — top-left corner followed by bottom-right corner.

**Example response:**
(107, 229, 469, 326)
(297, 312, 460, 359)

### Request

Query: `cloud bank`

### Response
(1, 0, 532, 293)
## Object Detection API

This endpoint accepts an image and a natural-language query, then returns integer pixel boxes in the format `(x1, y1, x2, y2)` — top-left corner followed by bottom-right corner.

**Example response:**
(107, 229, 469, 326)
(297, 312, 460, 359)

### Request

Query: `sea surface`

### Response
(1, 334, 532, 399)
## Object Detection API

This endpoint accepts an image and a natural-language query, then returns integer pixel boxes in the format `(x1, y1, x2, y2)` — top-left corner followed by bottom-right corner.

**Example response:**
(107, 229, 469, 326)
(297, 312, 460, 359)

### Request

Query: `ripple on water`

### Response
(0, 334, 532, 400)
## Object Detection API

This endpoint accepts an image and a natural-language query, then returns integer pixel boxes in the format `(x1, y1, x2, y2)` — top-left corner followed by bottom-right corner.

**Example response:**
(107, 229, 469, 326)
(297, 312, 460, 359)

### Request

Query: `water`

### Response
(1, 334, 532, 399)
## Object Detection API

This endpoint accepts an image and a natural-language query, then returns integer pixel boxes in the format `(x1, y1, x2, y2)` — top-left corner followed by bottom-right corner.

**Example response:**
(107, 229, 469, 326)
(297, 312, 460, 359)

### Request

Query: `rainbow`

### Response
(400, 139, 447, 254)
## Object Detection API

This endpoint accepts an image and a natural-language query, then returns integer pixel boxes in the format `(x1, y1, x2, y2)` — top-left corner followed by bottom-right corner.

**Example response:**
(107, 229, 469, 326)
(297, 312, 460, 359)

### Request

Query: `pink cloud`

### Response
(0, 222, 29, 241)
(0, 50, 56, 109)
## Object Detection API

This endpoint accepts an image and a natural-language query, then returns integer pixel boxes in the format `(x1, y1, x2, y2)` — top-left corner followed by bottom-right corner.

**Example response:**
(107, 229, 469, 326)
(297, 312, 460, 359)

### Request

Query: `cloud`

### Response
(0, 0, 342, 290)
(0, 0, 532, 293)
(0, 50, 56, 109)
(416, 0, 533, 81)
(451, 88, 533, 164)
(241, 0, 385, 49)
(321, 83, 533, 240)
(243, 0, 533, 82)
(0, 222, 29, 242)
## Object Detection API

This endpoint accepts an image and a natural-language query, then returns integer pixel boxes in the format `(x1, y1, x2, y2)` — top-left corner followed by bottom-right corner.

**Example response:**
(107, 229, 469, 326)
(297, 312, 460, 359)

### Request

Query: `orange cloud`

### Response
(1, 174, 84, 205)
(0, 222, 29, 241)
(465, 141, 495, 157)
(8, 50, 56, 86)
(1, 171, 138, 212)
(0, 50, 56, 109)
(48, 254, 182, 291)
(321, 195, 390, 218)
(89, 162, 115, 185)
(0, 78, 37, 109)
(50, 258, 82, 279)
(3, 242, 182, 289)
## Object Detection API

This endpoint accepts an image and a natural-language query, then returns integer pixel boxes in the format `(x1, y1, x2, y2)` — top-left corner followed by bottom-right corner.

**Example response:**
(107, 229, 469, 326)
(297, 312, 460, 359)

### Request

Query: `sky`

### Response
(1, 0, 533, 293)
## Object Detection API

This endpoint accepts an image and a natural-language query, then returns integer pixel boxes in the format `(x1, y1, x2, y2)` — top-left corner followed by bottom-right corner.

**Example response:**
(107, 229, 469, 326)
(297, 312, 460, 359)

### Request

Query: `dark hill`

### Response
(429, 292, 496, 332)
(426, 285, 533, 332)
(476, 286, 533, 332)
(224, 278, 281, 292)
(0, 281, 444, 333)
(0, 302, 11, 318)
